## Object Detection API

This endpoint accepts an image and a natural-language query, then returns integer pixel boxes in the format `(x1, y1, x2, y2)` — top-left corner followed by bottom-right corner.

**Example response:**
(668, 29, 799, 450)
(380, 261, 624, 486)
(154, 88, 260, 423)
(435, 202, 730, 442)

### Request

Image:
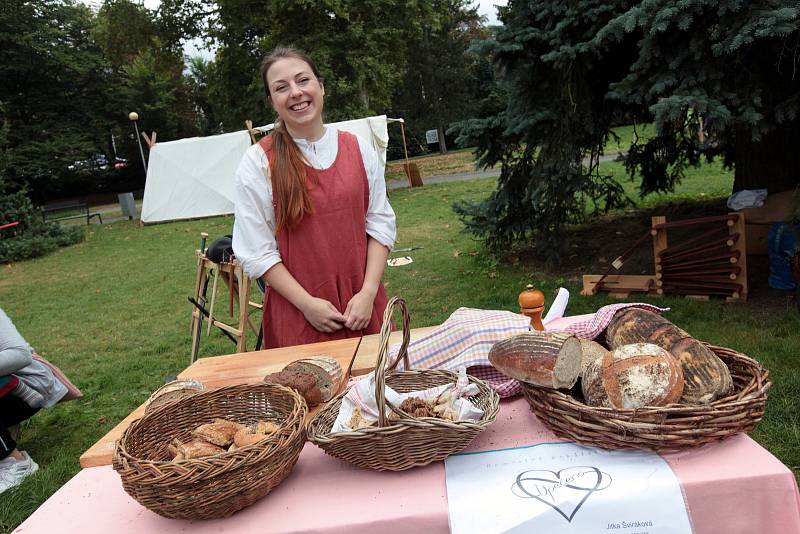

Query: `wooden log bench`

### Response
(42, 200, 102, 225)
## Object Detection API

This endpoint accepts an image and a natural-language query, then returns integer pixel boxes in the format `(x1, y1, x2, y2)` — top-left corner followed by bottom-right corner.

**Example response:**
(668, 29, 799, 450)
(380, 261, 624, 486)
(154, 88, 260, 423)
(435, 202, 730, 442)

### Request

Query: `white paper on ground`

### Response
(445, 441, 692, 534)
(387, 256, 413, 267)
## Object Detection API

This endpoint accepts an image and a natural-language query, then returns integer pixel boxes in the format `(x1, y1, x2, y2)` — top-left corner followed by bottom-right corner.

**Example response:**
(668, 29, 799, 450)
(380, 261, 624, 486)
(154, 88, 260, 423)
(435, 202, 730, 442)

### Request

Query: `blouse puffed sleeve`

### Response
(356, 135, 396, 250)
(0, 308, 33, 376)
(232, 145, 283, 280)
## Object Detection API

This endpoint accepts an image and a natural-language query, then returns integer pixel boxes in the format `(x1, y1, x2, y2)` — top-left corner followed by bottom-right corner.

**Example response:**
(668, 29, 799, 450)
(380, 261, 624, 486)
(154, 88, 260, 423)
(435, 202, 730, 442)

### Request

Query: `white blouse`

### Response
(232, 126, 397, 280)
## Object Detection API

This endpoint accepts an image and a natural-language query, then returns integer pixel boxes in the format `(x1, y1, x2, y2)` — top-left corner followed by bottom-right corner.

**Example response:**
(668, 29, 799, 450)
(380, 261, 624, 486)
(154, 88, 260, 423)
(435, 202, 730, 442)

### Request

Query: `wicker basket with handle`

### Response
(306, 296, 500, 470)
(522, 344, 770, 452)
(113, 382, 306, 519)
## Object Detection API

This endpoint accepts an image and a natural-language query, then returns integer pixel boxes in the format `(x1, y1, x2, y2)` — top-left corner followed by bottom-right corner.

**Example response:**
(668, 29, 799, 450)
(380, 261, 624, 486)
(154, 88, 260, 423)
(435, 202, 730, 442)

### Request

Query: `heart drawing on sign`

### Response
(510, 466, 612, 522)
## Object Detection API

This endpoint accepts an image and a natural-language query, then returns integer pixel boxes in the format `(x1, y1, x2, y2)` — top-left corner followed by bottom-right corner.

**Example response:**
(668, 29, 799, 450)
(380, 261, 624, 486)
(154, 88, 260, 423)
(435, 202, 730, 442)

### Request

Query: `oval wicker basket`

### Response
(522, 344, 770, 452)
(307, 297, 500, 471)
(144, 379, 206, 415)
(113, 382, 307, 519)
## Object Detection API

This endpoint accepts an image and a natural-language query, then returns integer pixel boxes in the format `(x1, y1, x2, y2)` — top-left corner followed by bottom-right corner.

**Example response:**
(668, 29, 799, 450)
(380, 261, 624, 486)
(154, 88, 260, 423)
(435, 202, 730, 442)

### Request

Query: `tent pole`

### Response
(399, 120, 412, 187)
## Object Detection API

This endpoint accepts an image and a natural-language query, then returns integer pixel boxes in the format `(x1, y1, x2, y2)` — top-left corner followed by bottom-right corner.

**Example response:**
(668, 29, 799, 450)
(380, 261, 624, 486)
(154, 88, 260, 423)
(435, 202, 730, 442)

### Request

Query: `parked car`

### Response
(69, 155, 128, 172)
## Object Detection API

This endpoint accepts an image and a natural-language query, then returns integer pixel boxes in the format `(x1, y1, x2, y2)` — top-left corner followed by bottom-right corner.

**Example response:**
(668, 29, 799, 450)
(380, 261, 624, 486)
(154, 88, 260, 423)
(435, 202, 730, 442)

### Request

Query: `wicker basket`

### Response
(522, 344, 770, 452)
(306, 297, 500, 471)
(113, 383, 307, 519)
(144, 379, 206, 415)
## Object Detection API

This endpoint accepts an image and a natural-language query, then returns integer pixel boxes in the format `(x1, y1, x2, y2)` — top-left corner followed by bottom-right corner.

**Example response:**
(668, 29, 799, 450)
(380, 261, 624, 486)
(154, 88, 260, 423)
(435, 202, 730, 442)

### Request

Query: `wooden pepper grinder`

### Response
(519, 284, 545, 331)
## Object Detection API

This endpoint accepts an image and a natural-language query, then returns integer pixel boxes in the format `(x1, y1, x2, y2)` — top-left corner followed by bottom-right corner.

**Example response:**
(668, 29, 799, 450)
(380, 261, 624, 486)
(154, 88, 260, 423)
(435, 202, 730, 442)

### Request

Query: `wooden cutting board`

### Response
(78, 337, 361, 468)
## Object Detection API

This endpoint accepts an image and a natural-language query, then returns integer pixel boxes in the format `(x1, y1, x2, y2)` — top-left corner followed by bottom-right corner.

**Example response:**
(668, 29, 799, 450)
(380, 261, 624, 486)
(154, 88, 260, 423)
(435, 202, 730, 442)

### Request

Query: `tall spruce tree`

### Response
(453, 1, 800, 261)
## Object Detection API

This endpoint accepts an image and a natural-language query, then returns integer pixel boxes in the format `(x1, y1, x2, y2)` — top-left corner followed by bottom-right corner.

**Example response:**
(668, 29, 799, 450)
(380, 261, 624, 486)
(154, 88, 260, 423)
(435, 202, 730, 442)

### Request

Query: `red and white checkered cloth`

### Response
(388, 303, 668, 398)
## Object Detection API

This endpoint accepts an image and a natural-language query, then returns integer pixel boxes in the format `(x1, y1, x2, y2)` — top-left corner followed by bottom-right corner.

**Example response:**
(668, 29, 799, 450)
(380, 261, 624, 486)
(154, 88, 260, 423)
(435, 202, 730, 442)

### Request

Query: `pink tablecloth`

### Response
(14, 398, 800, 534)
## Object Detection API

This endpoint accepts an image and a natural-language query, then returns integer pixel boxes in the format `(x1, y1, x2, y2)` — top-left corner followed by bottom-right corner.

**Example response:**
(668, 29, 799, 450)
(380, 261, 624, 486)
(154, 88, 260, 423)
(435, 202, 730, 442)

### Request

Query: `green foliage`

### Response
(452, 0, 800, 262)
(391, 1, 486, 141)
(451, 1, 638, 261)
(0, 185, 84, 264)
(0, 0, 200, 202)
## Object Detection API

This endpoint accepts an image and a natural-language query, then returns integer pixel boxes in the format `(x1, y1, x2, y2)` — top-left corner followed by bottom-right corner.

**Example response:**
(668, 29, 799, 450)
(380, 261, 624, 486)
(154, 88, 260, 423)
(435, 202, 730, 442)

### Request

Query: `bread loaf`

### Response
(582, 343, 684, 409)
(284, 356, 343, 401)
(488, 332, 583, 389)
(605, 308, 732, 403)
(263, 370, 323, 407)
(578, 339, 609, 375)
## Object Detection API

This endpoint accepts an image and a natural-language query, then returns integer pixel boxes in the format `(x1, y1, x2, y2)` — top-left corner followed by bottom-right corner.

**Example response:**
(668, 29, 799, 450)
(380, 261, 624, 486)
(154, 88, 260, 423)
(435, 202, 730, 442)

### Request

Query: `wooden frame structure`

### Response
(582, 213, 748, 302)
(189, 233, 262, 363)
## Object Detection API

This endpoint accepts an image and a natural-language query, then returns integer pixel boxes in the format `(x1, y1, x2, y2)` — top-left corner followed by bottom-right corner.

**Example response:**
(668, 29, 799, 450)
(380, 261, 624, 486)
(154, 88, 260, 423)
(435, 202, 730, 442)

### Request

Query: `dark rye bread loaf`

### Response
(263, 370, 323, 407)
(605, 308, 732, 404)
(488, 331, 583, 389)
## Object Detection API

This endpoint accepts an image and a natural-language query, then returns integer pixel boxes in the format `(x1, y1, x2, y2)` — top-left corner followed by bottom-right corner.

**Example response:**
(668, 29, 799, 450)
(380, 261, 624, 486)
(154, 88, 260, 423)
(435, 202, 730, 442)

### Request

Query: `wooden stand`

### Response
(189, 241, 261, 363)
(582, 213, 748, 301)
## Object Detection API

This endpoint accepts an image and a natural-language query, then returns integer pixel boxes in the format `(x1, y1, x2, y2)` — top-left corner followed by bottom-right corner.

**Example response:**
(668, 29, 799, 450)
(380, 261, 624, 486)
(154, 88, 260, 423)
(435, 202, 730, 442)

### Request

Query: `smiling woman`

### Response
(232, 47, 397, 349)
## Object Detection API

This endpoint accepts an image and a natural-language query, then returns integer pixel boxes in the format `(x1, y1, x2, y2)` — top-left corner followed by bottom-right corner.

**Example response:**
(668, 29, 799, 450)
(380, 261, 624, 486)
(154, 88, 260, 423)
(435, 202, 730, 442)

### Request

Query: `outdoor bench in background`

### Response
(42, 200, 102, 225)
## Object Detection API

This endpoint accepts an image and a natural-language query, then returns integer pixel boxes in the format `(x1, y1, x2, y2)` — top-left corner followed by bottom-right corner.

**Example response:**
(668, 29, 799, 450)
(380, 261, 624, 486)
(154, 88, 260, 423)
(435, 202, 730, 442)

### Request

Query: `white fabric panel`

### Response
(141, 130, 251, 223)
(255, 115, 389, 166)
(142, 116, 389, 223)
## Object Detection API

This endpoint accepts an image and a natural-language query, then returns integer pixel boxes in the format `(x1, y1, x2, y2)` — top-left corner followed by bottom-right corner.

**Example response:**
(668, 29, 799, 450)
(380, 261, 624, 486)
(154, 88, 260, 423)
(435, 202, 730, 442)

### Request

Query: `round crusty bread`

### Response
(578, 339, 608, 376)
(284, 356, 343, 401)
(582, 343, 684, 409)
(605, 308, 732, 403)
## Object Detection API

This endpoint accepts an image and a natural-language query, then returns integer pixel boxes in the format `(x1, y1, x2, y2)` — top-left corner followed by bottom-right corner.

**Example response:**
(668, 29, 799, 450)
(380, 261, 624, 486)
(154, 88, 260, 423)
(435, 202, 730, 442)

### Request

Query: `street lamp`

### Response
(128, 111, 147, 173)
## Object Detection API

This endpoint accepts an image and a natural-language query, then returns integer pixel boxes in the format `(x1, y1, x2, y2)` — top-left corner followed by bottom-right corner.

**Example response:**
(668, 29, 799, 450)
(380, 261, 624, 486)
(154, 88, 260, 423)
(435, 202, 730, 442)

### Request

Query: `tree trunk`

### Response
(733, 120, 800, 193)
(437, 125, 448, 154)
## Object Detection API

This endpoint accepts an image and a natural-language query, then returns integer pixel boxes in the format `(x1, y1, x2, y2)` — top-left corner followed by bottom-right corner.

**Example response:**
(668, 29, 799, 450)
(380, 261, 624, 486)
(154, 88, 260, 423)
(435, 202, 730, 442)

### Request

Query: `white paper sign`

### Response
(445, 442, 692, 534)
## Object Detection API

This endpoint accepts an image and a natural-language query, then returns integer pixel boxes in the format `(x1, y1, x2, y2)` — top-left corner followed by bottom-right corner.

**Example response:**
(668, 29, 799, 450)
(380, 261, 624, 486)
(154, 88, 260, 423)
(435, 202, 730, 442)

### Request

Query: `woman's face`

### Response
(266, 57, 325, 138)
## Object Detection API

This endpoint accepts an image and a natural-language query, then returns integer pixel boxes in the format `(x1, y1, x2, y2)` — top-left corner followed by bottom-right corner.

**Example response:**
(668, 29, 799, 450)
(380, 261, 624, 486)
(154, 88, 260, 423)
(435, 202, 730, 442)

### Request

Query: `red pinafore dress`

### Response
(258, 130, 389, 349)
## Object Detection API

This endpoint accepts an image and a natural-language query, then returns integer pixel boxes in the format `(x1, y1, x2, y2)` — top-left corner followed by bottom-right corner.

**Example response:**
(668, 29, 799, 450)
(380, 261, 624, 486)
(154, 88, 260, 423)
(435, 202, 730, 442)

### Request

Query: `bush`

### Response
(0, 188, 85, 263)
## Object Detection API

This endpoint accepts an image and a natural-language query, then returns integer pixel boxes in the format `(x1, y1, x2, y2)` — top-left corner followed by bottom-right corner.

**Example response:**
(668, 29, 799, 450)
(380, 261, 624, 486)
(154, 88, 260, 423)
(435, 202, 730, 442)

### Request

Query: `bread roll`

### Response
(582, 343, 684, 409)
(169, 438, 225, 460)
(284, 356, 343, 401)
(192, 419, 245, 447)
(263, 370, 323, 407)
(488, 332, 583, 389)
(233, 428, 267, 448)
(605, 308, 732, 403)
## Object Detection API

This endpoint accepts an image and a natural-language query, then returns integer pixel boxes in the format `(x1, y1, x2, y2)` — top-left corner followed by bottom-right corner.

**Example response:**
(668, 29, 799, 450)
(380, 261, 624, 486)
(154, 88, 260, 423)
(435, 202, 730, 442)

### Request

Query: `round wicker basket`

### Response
(522, 344, 770, 452)
(307, 297, 500, 471)
(113, 383, 307, 519)
(143, 379, 206, 415)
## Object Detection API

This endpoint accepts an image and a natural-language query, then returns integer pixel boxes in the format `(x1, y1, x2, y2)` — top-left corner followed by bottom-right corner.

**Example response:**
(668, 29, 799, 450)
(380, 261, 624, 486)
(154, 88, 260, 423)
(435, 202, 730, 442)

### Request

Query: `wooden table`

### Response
(79, 337, 361, 468)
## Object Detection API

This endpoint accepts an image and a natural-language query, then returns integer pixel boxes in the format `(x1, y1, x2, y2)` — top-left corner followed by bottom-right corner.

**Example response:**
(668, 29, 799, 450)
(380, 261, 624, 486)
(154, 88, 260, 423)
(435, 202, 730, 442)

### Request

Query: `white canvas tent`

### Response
(141, 115, 390, 223)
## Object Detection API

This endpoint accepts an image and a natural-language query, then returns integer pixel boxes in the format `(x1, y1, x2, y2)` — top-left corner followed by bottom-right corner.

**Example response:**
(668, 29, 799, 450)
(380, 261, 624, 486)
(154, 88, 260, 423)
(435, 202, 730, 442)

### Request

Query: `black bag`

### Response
(207, 235, 234, 264)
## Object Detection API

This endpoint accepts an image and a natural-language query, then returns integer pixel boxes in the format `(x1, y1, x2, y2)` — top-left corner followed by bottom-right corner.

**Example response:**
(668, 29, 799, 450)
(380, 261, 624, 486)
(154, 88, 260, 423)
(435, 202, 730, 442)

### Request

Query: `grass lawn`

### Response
(1, 159, 798, 532)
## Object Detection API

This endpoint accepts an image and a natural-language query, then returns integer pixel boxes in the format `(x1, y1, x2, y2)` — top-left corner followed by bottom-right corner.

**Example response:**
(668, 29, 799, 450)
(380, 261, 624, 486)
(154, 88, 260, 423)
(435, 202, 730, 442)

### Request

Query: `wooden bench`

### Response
(42, 201, 102, 225)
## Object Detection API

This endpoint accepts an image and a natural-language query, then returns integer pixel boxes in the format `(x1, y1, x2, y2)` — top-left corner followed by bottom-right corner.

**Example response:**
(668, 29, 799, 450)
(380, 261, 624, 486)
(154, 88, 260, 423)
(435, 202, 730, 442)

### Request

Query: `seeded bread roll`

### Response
(169, 438, 225, 460)
(192, 419, 245, 447)
(283, 356, 343, 401)
(488, 331, 583, 389)
(263, 370, 323, 407)
(605, 308, 732, 403)
(582, 343, 685, 409)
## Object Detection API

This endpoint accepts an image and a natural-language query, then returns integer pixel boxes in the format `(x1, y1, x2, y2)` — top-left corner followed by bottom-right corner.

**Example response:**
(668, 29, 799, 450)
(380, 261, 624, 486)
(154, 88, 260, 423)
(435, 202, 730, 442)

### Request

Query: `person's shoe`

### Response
(0, 451, 39, 493)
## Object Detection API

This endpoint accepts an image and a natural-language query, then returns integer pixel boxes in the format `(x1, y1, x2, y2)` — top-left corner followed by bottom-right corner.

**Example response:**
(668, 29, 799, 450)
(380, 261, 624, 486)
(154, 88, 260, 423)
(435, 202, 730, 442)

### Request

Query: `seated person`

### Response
(0, 308, 70, 493)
